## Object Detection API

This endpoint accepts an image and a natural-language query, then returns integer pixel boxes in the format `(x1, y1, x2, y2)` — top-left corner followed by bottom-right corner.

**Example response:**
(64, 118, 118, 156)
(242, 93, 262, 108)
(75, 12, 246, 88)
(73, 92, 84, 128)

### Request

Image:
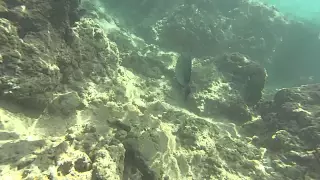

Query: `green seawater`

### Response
(258, 0, 320, 22)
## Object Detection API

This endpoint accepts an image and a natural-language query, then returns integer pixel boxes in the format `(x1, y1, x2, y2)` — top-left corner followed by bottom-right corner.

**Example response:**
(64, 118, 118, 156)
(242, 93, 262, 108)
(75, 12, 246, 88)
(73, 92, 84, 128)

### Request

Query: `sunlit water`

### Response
(257, 0, 320, 22)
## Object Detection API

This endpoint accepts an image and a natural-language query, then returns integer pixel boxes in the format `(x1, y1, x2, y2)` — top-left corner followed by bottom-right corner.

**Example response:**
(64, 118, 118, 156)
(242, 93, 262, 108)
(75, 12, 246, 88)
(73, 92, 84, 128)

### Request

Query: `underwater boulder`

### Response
(215, 52, 267, 106)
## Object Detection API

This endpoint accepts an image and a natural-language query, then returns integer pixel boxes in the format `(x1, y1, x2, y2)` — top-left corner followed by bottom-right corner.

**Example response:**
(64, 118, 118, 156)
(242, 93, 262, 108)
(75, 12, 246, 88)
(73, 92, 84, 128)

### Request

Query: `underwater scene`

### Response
(258, 0, 320, 21)
(0, 0, 320, 179)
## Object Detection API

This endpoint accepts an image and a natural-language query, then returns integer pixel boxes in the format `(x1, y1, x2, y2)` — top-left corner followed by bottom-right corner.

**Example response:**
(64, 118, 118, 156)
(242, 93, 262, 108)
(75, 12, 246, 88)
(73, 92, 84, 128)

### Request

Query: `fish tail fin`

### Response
(183, 85, 191, 101)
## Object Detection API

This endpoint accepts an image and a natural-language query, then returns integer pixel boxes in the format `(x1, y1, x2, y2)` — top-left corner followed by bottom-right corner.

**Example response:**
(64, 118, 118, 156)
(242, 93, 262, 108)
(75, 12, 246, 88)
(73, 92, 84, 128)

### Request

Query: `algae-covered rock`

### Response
(47, 91, 83, 116)
(91, 145, 125, 180)
(0, 0, 121, 112)
(0, 139, 46, 166)
(0, 17, 61, 110)
(56, 149, 92, 175)
(244, 84, 320, 180)
(1, 0, 320, 180)
(215, 52, 267, 105)
(183, 52, 266, 123)
(123, 129, 169, 179)
(0, 0, 82, 111)
(260, 84, 320, 147)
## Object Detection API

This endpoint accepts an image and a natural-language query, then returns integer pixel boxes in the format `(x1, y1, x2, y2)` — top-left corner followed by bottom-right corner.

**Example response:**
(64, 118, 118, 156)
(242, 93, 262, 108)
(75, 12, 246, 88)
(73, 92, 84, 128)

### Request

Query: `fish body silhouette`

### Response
(175, 54, 192, 100)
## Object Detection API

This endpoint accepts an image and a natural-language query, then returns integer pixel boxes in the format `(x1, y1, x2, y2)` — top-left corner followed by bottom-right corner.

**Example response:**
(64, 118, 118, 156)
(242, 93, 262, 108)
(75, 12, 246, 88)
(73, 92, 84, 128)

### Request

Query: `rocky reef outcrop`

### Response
(101, 0, 320, 86)
(0, 0, 121, 115)
(243, 84, 320, 179)
(0, 0, 319, 180)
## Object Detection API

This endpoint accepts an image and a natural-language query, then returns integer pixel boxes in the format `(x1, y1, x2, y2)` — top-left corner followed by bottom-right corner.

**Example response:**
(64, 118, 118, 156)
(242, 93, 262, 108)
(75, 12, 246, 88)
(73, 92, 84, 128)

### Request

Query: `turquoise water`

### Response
(260, 0, 320, 21)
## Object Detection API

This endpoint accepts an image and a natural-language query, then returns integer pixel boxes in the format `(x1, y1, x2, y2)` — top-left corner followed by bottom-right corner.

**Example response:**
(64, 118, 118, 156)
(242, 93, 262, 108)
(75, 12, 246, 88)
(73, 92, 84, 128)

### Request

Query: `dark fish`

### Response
(175, 54, 192, 100)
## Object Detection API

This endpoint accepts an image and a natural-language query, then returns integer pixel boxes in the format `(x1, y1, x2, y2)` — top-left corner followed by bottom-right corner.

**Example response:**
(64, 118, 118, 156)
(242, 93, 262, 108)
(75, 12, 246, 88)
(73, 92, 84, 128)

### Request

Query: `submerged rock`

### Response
(244, 84, 320, 180)
(47, 91, 84, 116)
(1, 0, 320, 180)
(216, 52, 267, 105)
